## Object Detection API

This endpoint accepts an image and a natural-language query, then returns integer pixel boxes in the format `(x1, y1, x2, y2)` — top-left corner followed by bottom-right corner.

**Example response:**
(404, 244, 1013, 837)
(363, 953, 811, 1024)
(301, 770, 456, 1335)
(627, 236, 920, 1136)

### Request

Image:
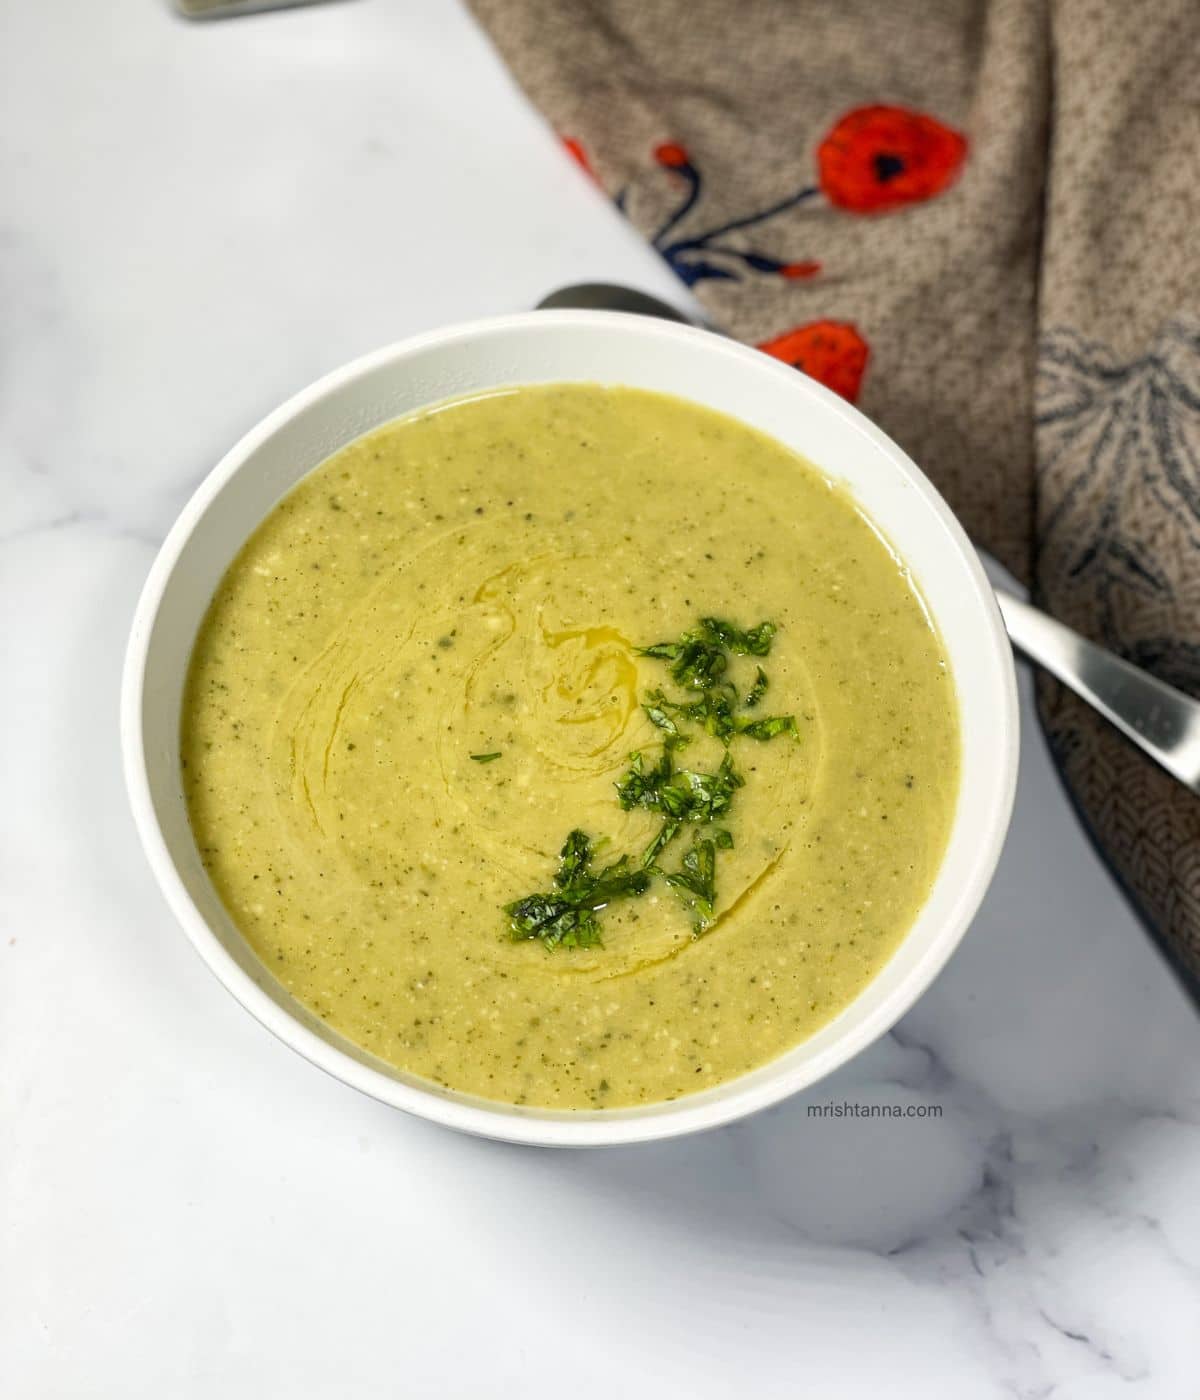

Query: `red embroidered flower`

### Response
(654, 142, 692, 170)
(561, 136, 596, 180)
(817, 106, 967, 213)
(758, 321, 870, 403)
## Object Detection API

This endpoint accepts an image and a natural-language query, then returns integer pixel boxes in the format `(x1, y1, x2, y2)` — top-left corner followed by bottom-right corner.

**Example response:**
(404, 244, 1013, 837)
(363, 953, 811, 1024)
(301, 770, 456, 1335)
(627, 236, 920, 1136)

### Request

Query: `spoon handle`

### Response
(995, 589, 1200, 794)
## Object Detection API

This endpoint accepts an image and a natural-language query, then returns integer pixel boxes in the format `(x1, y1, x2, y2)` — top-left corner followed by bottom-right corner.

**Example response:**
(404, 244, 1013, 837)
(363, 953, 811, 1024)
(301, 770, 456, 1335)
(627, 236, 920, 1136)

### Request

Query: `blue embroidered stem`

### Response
(650, 164, 703, 246)
(661, 184, 819, 257)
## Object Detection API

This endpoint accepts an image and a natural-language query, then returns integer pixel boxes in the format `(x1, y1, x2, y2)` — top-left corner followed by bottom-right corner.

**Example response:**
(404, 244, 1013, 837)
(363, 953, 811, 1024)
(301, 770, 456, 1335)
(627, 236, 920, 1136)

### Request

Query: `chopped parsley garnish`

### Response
(637, 617, 776, 691)
(505, 830, 650, 949)
(737, 714, 797, 742)
(666, 835, 720, 932)
(745, 666, 768, 708)
(642, 683, 794, 744)
(616, 747, 743, 824)
(640, 818, 681, 870)
(639, 633, 728, 691)
(469, 751, 502, 763)
(502, 617, 797, 950)
(696, 617, 777, 655)
(643, 701, 686, 741)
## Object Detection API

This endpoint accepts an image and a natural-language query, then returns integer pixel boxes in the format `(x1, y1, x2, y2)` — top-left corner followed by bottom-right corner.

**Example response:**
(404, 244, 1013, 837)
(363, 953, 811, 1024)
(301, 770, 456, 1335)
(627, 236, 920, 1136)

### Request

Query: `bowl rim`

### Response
(121, 309, 1018, 1148)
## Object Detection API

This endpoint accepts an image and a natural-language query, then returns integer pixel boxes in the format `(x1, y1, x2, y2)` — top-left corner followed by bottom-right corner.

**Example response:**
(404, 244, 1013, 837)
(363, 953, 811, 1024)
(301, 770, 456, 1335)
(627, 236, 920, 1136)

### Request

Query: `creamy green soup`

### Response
(182, 384, 959, 1108)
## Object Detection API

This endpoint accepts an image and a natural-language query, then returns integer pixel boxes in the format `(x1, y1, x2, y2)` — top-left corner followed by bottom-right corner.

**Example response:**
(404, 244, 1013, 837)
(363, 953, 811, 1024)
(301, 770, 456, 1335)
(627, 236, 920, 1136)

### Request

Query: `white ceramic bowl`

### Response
(122, 310, 1018, 1147)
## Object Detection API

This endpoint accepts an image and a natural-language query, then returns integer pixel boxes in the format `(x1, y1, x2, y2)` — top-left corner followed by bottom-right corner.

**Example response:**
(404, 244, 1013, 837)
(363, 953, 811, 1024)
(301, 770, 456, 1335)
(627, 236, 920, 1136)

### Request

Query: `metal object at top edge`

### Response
(174, 0, 337, 21)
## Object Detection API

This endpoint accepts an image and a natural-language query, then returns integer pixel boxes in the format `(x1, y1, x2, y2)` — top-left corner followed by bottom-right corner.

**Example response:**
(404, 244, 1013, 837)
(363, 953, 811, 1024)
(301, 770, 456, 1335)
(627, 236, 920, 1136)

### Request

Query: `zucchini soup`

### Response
(181, 384, 959, 1108)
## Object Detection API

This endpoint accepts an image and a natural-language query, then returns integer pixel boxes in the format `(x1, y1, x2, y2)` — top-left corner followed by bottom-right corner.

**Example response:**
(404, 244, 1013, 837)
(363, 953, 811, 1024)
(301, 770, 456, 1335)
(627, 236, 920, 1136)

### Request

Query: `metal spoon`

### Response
(537, 283, 1200, 794)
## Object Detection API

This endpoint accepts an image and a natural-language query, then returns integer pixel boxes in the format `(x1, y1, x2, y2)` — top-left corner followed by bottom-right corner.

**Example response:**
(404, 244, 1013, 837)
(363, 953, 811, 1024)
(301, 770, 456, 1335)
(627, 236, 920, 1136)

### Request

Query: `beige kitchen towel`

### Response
(470, 0, 1200, 985)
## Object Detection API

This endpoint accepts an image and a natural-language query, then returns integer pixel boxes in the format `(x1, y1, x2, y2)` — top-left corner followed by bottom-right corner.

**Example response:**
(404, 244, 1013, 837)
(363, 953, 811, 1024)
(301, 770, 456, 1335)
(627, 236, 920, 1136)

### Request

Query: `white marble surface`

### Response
(3, 3, 1199, 1396)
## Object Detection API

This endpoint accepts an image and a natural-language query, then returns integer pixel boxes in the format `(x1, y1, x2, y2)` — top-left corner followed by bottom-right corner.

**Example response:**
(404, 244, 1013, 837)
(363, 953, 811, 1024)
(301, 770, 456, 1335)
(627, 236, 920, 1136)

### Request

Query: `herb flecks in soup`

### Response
(182, 385, 960, 1109)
